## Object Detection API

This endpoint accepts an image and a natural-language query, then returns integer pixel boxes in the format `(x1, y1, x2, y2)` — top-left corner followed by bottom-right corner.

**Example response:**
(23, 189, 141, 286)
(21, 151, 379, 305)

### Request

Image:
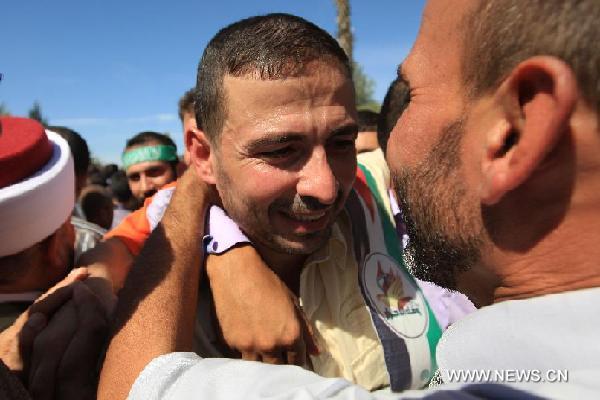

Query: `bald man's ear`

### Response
(480, 56, 578, 205)
(186, 128, 217, 185)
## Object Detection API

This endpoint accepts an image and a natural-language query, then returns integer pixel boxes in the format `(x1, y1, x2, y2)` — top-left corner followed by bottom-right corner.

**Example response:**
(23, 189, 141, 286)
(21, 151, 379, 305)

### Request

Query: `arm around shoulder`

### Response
(98, 170, 212, 400)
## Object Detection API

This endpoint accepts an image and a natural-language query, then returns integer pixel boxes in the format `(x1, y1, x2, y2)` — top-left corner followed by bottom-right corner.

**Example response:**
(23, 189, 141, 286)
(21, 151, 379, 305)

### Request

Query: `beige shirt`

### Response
(193, 212, 390, 390)
(194, 149, 396, 390)
(301, 208, 389, 391)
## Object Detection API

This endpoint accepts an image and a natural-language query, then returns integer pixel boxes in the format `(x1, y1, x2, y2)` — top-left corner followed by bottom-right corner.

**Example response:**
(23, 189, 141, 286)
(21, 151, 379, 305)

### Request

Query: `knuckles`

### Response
(226, 322, 302, 353)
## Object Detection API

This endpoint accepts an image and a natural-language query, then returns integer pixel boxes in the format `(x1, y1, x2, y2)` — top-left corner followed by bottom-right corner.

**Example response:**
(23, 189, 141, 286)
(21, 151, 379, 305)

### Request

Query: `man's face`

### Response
(355, 130, 379, 153)
(126, 154, 176, 202)
(211, 61, 358, 258)
(388, 0, 485, 290)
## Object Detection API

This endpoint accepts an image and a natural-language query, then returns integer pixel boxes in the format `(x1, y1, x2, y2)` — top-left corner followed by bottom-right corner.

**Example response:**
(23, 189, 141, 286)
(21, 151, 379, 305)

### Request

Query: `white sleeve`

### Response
(128, 352, 389, 400)
(127, 352, 199, 399)
(127, 352, 541, 400)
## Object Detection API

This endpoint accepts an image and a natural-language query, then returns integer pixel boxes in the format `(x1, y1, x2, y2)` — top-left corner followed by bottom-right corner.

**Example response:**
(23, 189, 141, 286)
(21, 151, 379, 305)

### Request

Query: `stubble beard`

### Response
(214, 164, 337, 258)
(392, 119, 483, 291)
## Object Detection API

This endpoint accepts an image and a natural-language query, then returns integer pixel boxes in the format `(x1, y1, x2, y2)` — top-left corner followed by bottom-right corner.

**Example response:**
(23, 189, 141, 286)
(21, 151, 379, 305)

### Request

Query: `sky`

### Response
(1, 0, 425, 164)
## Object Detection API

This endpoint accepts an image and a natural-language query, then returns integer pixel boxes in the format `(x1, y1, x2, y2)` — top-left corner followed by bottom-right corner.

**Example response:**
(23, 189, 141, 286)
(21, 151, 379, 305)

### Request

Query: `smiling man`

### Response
(100, 0, 600, 398)
(99, 13, 443, 399)
(122, 131, 179, 204)
(203, 62, 358, 286)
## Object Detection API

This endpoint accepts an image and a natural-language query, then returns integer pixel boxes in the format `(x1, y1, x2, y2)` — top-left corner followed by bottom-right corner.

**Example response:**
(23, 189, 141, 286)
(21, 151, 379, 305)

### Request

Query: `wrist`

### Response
(163, 171, 211, 231)
(206, 244, 259, 280)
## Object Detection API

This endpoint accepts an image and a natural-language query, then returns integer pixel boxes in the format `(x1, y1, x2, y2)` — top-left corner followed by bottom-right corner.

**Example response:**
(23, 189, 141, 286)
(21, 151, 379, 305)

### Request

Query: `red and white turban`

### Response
(0, 117, 74, 257)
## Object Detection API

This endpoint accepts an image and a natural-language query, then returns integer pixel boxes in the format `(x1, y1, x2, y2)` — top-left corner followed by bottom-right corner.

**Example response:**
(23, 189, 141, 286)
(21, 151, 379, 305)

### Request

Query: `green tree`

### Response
(0, 104, 9, 116)
(353, 62, 376, 107)
(28, 101, 48, 125)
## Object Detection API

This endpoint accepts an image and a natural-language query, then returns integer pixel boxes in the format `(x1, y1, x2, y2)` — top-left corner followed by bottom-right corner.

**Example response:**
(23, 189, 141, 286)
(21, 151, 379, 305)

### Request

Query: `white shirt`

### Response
(128, 287, 600, 399)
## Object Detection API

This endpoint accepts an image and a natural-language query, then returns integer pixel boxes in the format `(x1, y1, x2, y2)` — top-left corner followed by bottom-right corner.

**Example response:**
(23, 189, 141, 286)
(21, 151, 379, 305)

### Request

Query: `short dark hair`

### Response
(80, 186, 113, 230)
(196, 13, 352, 143)
(102, 163, 118, 180)
(125, 131, 177, 150)
(125, 131, 178, 172)
(178, 88, 196, 123)
(462, 0, 600, 111)
(357, 110, 379, 133)
(48, 126, 90, 177)
(377, 78, 410, 153)
(88, 172, 106, 187)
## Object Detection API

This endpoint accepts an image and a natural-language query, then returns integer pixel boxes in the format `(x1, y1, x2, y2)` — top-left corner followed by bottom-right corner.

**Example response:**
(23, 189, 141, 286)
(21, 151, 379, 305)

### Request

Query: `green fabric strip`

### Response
(358, 163, 442, 374)
(122, 145, 178, 170)
(424, 297, 442, 374)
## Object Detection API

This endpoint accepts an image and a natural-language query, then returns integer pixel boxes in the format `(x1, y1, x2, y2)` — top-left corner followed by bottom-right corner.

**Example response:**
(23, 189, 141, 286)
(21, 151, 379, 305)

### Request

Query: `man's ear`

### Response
(480, 56, 578, 205)
(186, 127, 217, 185)
(44, 220, 74, 272)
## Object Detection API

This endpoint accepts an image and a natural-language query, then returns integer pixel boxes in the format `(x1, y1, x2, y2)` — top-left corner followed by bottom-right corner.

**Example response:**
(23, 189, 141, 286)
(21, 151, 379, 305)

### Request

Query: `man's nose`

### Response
(139, 174, 154, 193)
(297, 148, 338, 206)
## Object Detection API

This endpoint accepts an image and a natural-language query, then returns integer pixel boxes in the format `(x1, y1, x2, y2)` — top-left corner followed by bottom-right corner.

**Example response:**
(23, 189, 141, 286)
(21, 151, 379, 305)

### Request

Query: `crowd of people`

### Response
(0, 0, 598, 399)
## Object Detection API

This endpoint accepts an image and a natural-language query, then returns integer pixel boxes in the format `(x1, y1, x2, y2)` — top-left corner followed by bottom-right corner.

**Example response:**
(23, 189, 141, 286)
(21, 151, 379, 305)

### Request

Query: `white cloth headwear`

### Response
(0, 131, 75, 257)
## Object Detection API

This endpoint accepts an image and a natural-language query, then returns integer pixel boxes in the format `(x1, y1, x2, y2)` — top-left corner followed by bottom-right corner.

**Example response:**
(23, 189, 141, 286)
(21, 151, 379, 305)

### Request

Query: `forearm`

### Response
(98, 172, 209, 400)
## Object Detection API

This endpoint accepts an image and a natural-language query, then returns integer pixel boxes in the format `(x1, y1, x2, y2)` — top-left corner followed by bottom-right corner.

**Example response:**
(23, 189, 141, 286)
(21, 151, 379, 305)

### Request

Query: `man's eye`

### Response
(146, 167, 167, 177)
(128, 175, 140, 182)
(260, 147, 295, 158)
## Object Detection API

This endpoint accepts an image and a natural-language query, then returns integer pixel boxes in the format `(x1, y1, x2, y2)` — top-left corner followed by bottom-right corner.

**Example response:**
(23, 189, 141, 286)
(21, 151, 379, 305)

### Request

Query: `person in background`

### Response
(178, 88, 197, 167)
(0, 117, 112, 400)
(355, 110, 380, 153)
(47, 126, 90, 218)
(48, 126, 107, 259)
(80, 185, 114, 231)
(108, 170, 135, 228)
(122, 131, 179, 205)
(102, 164, 119, 184)
(87, 169, 105, 187)
(78, 95, 195, 291)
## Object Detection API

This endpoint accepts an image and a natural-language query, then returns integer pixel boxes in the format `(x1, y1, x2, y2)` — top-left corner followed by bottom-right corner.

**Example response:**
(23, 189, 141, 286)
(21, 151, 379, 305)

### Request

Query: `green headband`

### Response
(122, 145, 178, 170)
